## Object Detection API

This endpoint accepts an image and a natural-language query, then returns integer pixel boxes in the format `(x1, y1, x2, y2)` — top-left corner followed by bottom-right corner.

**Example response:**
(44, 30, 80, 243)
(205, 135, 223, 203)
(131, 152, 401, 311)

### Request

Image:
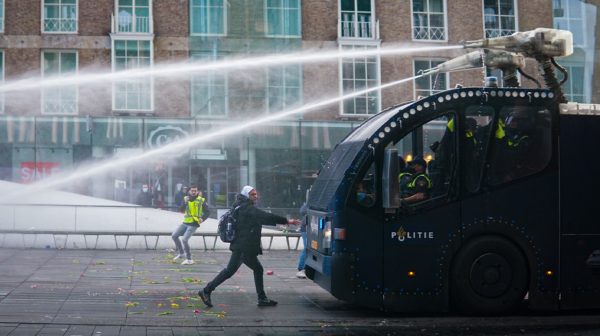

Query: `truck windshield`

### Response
(344, 105, 407, 143)
(308, 104, 409, 211)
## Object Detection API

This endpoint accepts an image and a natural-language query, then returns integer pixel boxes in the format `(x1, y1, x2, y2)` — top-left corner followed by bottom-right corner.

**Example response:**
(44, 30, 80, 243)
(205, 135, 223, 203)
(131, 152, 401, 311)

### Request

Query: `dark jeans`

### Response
(204, 249, 266, 300)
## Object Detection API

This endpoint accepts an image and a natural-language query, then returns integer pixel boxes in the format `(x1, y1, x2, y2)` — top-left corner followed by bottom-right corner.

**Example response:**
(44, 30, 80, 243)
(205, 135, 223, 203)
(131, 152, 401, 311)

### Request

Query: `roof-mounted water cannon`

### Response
(464, 28, 574, 102)
(419, 50, 484, 77)
(463, 28, 573, 59)
(419, 49, 531, 88)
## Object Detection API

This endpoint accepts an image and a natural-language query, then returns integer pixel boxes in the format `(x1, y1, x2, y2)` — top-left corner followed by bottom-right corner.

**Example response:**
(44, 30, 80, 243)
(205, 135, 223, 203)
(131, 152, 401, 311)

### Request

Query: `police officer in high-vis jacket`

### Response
(399, 157, 432, 205)
(171, 184, 210, 265)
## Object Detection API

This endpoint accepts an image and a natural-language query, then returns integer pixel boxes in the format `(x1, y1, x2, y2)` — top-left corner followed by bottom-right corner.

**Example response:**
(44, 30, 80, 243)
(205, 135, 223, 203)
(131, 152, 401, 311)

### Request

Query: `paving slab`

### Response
(0, 248, 599, 336)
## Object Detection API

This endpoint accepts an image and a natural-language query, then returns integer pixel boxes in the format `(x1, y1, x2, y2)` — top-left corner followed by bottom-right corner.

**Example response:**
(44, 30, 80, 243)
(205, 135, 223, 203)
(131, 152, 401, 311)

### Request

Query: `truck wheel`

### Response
(451, 236, 528, 315)
(305, 265, 315, 280)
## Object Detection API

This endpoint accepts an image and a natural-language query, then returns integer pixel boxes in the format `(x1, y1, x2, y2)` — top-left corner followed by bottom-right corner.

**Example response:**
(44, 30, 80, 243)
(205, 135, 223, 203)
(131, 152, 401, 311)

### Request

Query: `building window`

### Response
(340, 0, 374, 39)
(412, 0, 446, 41)
(0, 0, 4, 33)
(414, 59, 448, 98)
(42, 51, 78, 115)
(113, 40, 152, 111)
(43, 0, 77, 33)
(117, 0, 151, 33)
(340, 45, 380, 115)
(190, 0, 226, 36)
(265, 0, 301, 37)
(191, 54, 227, 117)
(267, 65, 302, 113)
(0, 51, 4, 113)
(483, 0, 516, 38)
(553, 0, 585, 46)
(562, 64, 585, 103)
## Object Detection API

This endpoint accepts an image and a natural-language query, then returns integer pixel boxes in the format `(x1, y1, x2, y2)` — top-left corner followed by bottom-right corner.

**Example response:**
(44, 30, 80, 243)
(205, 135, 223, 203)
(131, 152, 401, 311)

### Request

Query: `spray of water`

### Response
(0, 74, 424, 202)
(0, 45, 463, 93)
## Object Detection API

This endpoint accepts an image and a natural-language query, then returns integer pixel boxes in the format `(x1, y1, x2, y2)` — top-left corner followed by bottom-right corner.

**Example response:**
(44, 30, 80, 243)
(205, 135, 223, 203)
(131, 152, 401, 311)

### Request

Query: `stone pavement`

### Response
(0, 248, 600, 336)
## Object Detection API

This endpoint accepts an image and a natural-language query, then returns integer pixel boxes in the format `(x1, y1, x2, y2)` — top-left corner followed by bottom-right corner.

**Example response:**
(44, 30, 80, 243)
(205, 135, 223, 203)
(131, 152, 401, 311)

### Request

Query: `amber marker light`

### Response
(546, 270, 553, 276)
(408, 271, 416, 277)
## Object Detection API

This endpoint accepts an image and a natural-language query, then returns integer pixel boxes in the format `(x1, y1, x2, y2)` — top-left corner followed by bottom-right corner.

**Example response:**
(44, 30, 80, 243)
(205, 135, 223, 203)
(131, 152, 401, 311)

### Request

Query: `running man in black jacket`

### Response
(199, 185, 301, 307)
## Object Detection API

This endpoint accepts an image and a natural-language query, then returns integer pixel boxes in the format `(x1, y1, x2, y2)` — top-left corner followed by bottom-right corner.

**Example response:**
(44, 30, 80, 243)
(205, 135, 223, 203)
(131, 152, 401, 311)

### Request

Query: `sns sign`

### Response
(20, 162, 61, 183)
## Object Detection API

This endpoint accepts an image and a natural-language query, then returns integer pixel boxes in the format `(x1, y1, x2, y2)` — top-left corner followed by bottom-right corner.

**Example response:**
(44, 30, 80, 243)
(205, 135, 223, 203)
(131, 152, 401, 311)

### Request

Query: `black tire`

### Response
(450, 236, 529, 315)
(305, 265, 315, 280)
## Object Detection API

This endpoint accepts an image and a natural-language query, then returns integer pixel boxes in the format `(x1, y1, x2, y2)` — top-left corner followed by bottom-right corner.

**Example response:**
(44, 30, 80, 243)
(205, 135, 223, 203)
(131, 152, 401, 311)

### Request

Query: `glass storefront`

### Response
(0, 115, 358, 214)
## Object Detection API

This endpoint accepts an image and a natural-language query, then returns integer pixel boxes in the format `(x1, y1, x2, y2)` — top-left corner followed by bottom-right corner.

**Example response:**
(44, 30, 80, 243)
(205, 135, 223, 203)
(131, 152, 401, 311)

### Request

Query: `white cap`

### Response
(241, 185, 255, 198)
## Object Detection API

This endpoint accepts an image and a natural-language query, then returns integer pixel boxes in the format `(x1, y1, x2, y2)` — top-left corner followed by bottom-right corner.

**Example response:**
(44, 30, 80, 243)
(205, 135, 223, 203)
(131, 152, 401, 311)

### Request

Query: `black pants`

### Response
(204, 249, 266, 300)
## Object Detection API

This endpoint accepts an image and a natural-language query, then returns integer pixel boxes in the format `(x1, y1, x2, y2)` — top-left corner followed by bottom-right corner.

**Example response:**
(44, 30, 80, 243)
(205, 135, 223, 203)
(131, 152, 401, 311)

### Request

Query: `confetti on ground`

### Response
(143, 277, 171, 284)
(181, 277, 202, 284)
(201, 310, 227, 318)
(157, 311, 174, 316)
(125, 301, 139, 308)
(168, 268, 196, 272)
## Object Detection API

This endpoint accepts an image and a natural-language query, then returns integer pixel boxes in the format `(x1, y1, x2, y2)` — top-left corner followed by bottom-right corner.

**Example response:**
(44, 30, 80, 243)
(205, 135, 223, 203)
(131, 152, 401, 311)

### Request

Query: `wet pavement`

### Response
(0, 248, 599, 336)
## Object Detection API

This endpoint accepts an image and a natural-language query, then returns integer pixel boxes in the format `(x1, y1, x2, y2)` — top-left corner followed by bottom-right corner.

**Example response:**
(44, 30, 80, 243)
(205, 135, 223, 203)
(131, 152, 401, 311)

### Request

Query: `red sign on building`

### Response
(19, 162, 61, 183)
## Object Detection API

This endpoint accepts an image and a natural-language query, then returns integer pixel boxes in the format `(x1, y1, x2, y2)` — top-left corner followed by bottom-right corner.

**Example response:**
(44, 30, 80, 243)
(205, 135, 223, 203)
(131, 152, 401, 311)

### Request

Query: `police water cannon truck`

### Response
(304, 28, 600, 314)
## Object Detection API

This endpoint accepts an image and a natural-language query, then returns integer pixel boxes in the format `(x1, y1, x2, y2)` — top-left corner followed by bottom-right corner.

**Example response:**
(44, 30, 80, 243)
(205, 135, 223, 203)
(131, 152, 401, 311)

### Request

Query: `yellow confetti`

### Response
(171, 303, 179, 309)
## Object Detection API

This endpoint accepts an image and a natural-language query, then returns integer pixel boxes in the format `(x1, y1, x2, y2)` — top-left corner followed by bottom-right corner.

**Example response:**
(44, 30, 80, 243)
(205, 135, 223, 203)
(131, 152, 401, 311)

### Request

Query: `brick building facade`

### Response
(0, 0, 577, 211)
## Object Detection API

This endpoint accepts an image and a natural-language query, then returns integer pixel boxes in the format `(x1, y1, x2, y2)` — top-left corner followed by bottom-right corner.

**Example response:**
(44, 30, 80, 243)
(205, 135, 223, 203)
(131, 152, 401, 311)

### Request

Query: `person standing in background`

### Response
(296, 201, 308, 278)
(174, 185, 188, 211)
(172, 185, 210, 265)
(136, 184, 153, 207)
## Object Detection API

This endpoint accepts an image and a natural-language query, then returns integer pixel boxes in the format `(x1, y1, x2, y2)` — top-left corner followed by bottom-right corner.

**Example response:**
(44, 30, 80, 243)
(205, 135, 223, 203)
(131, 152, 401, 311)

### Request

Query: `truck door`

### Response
(559, 114, 600, 309)
(382, 113, 460, 312)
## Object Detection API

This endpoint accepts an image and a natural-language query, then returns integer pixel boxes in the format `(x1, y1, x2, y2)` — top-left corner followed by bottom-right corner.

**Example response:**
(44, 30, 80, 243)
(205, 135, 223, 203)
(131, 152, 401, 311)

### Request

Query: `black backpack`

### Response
(217, 205, 240, 243)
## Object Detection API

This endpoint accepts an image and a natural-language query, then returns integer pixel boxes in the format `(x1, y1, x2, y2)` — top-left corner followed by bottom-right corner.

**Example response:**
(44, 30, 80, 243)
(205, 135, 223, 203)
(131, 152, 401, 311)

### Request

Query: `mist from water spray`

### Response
(0, 74, 424, 202)
(0, 45, 463, 93)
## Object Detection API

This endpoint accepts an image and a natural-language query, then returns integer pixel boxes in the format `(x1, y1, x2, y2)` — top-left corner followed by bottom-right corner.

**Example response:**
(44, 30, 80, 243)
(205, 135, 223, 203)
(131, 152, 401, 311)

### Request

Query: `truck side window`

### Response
(355, 161, 376, 207)
(391, 113, 456, 204)
(463, 106, 494, 193)
(486, 107, 552, 185)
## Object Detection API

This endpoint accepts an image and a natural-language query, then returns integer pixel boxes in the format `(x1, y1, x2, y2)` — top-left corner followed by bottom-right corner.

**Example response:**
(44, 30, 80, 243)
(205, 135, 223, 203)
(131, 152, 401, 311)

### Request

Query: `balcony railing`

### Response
(43, 18, 77, 33)
(340, 13, 378, 39)
(43, 100, 77, 115)
(485, 28, 515, 38)
(413, 26, 446, 41)
(112, 13, 152, 34)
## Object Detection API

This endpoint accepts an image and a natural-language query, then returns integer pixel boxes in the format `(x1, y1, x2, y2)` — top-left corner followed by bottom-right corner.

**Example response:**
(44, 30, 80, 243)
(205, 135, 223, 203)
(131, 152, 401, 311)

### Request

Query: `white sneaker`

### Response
(181, 259, 195, 265)
(173, 254, 184, 261)
(296, 270, 306, 278)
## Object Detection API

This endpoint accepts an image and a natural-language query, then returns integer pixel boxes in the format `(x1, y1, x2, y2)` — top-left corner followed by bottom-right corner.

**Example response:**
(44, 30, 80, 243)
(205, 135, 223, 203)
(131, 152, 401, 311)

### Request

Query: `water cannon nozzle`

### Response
(464, 28, 573, 59)
(483, 49, 525, 70)
(463, 39, 486, 49)
(419, 50, 484, 77)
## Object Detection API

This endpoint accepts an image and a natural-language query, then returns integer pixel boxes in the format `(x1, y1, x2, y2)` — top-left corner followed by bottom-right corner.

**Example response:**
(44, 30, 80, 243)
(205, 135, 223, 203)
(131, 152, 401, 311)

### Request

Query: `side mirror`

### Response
(383, 148, 400, 209)
(586, 250, 600, 270)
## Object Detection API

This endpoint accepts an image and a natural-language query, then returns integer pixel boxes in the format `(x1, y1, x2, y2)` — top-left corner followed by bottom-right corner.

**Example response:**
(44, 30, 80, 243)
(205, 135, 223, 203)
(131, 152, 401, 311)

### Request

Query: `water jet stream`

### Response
(0, 45, 463, 93)
(0, 74, 426, 202)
